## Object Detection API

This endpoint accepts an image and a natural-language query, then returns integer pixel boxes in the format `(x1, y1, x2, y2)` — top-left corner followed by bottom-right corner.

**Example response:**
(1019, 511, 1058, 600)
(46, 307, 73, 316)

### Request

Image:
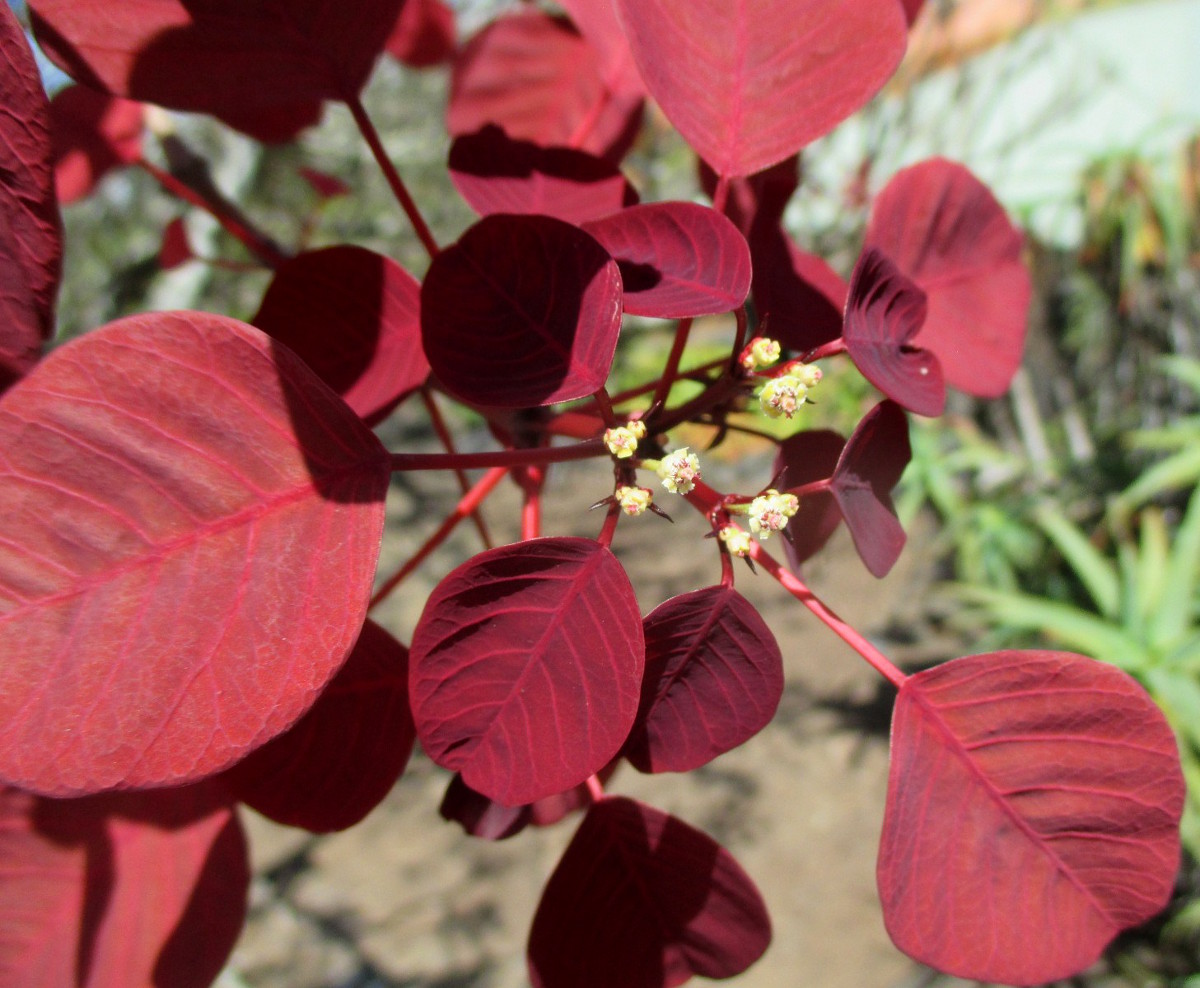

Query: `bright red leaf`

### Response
(253, 245, 429, 426)
(49, 85, 144, 205)
(775, 429, 846, 569)
(447, 9, 643, 163)
(625, 586, 783, 773)
(449, 124, 638, 225)
(410, 537, 644, 806)
(614, 0, 908, 177)
(385, 0, 456, 68)
(0, 781, 247, 988)
(297, 166, 351, 200)
(29, 0, 404, 142)
(582, 202, 751, 318)
(0, 2, 61, 392)
(420, 214, 623, 408)
(880, 650, 1184, 984)
(844, 247, 944, 417)
(158, 217, 193, 270)
(225, 618, 415, 833)
(0, 313, 390, 796)
(528, 796, 771, 987)
(865, 158, 1031, 398)
(829, 400, 911, 578)
(555, 0, 645, 99)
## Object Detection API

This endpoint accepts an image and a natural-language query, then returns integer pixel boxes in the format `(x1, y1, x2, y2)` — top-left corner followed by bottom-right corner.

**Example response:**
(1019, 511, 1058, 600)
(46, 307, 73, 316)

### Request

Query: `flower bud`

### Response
(740, 336, 782, 371)
(719, 525, 752, 557)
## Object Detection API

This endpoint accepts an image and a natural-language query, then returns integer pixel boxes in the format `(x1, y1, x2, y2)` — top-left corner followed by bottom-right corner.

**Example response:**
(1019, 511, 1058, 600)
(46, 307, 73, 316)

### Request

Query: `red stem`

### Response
(345, 94, 440, 260)
(585, 774, 605, 801)
(592, 387, 618, 428)
(520, 465, 545, 541)
(137, 158, 288, 268)
(421, 387, 492, 550)
(804, 338, 847, 362)
(596, 502, 621, 548)
(651, 317, 694, 411)
(369, 466, 507, 609)
(390, 440, 605, 472)
(712, 174, 730, 214)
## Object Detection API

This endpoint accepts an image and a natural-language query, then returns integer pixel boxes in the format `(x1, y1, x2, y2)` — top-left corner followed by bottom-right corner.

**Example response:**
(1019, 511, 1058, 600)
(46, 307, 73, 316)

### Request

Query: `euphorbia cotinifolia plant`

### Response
(0, 1, 1186, 985)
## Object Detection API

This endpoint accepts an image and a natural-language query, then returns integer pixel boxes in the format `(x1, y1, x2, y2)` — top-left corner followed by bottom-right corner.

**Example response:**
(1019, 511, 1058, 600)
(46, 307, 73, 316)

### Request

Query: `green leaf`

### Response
(1033, 504, 1119, 618)
(1151, 485, 1200, 650)
(1116, 443, 1200, 512)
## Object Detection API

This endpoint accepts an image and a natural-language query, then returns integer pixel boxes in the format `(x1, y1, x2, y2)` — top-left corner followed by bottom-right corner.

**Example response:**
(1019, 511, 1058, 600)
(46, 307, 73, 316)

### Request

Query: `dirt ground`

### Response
(221, 446, 964, 988)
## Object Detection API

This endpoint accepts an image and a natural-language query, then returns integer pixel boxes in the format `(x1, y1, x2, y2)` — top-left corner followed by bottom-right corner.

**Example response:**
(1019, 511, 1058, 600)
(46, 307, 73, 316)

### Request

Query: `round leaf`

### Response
(0, 313, 390, 795)
(49, 85, 143, 205)
(614, 0, 908, 177)
(410, 537, 644, 806)
(775, 428, 846, 569)
(421, 214, 623, 408)
(625, 586, 783, 773)
(880, 650, 1184, 984)
(385, 0, 456, 69)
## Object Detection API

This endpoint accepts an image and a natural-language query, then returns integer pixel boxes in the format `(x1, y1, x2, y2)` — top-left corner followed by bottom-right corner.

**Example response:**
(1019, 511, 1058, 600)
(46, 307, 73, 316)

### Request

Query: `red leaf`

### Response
(0, 781, 248, 988)
(582, 202, 751, 318)
(555, 0, 645, 99)
(0, 2, 61, 392)
(614, 0, 908, 177)
(386, 0, 456, 68)
(449, 124, 638, 225)
(297, 166, 351, 200)
(410, 537, 644, 806)
(29, 0, 403, 142)
(775, 429, 846, 568)
(50, 85, 143, 205)
(447, 10, 643, 163)
(698, 155, 799, 240)
(865, 158, 1031, 398)
(420, 214, 622, 408)
(752, 234, 847, 353)
(830, 400, 910, 578)
(158, 217, 193, 270)
(844, 247, 944, 417)
(253, 245, 429, 425)
(528, 796, 771, 987)
(901, 0, 926, 25)
(879, 651, 1184, 984)
(226, 618, 415, 833)
(625, 586, 783, 773)
(440, 773, 531, 841)
(0, 313, 390, 795)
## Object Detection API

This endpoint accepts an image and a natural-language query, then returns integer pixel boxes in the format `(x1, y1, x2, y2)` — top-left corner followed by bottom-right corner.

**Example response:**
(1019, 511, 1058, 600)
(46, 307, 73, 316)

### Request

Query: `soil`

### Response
(220, 444, 960, 988)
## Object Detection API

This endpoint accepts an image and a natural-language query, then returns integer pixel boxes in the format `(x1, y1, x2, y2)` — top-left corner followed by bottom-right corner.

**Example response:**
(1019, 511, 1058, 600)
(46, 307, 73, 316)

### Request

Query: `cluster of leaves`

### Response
(0, 1, 1188, 986)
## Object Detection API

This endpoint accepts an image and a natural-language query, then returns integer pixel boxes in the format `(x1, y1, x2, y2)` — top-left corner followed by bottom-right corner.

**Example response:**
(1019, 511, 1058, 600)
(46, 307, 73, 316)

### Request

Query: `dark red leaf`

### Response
(698, 155, 799, 237)
(775, 429, 846, 569)
(528, 796, 771, 988)
(582, 202, 751, 318)
(29, 0, 403, 142)
(410, 537, 644, 806)
(449, 124, 638, 225)
(50, 85, 144, 205)
(226, 619, 415, 833)
(829, 400, 910, 577)
(440, 773, 531, 841)
(614, 0, 907, 177)
(844, 247, 944, 417)
(880, 650, 1184, 984)
(447, 10, 643, 163)
(0, 2, 61, 392)
(752, 234, 847, 353)
(158, 217, 192, 270)
(0, 780, 247, 988)
(0, 313, 390, 796)
(420, 214, 622, 408)
(253, 245, 429, 425)
(625, 586, 783, 773)
(865, 158, 1031, 398)
(386, 0, 456, 68)
(297, 166, 351, 200)
(901, 0, 926, 25)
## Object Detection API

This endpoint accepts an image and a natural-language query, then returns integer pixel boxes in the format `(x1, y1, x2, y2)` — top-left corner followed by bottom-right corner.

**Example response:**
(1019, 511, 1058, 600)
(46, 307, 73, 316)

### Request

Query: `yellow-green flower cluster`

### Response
(615, 485, 653, 516)
(747, 489, 799, 539)
(740, 336, 782, 371)
(603, 419, 647, 459)
(657, 447, 700, 495)
(758, 363, 821, 419)
(719, 525, 753, 557)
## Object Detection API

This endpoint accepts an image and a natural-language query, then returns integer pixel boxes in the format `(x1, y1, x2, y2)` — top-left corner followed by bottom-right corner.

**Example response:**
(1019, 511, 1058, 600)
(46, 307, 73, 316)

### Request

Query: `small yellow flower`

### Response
(740, 336, 782, 371)
(657, 447, 701, 495)
(747, 489, 799, 539)
(615, 486, 653, 516)
(719, 525, 753, 557)
(604, 426, 639, 459)
(758, 375, 807, 419)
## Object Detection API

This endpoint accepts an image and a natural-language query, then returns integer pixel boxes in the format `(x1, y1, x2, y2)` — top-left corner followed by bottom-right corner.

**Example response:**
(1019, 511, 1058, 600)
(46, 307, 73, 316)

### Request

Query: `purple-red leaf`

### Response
(582, 202, 751, 318)
(0, 781, 247, 988)
(880, 650, 1184, 984)
(753, 235, 847, 353)
(253, 245, 429, 425)
(440, 773, 531, 841)
(865, 158, 1031, 398)
(298, 166, 351, 200)
(775, 429, 846, 569)
(901, 0, 927, 26)
(421, 214, 623, 407)
(614, 0, 908, 177)
(29, 0, 404, 142)
(0, 2, 61, 392)
(410, 537, 644, 806)
(158, 217, 192, 270)
(49, 85, 143, 205)
(844, 247, 944, 417)
(0, 313, 390, 796)
(625, 586, 783, 773)
(528, 796, 771, 987)
(829, 400, 910, 578)
(386, 0, 456, 68)
(225, 618, 415, 833)
(447, 10, 643, 163)
(555, 0, 645, 100)
(449, 125, 638, 225)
